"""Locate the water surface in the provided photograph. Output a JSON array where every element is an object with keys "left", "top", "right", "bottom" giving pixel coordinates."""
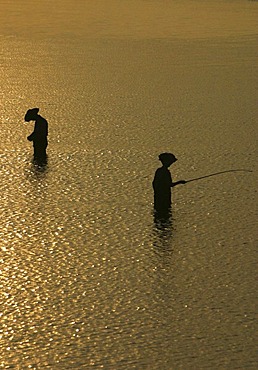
[{"left": 0, "top": 1, "right": 257, "bottom": 369}]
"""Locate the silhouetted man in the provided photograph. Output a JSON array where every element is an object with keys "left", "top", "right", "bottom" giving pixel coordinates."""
[
  {"left": 25, "top": 108, "right": 48, "bottom": 162},
  {"left": 152, "top": 152, "right": 185, "bottom": 215}
]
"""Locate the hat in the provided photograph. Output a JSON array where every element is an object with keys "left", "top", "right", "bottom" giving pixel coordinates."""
[
  {"left": 158, "top": 152, "right": 177, "bottom": 165},
  {"left": 24, "top": 108, "right": 39, "bottom": 121}
]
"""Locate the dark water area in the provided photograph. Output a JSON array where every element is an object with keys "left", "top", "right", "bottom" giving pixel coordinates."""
[{"left": 0, "top": 1, "right": 257, "bottom": 368}]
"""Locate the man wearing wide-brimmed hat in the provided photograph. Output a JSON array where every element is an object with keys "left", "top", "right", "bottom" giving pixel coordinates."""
[
  {"left": 25, "top": 108, "right": 48, "bottom": 161},
  {"left": 152, "top": 152, "right": 185, "bottom": 214}
]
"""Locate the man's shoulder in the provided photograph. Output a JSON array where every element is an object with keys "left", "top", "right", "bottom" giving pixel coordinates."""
[{"left": 37, "top": 116, "right": 48, "bottom": 124}]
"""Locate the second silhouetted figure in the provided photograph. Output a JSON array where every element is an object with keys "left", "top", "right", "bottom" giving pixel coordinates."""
[
  {"left": 25, "top": 108, "right": 48, "bottom": 162},
  {"left": 152, "top": 152, "right": 185, "bottom": 214}
]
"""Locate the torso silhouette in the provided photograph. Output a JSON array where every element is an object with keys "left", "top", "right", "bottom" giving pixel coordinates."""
[
  {"left": 152, "top": 166, "right": 173, "bottom": 211},
  {"left": 28, "top": 115, "right": 48, "bottom": 159},
  {"left": 33, "top": 115, "right": 48, "bottom": 139}
]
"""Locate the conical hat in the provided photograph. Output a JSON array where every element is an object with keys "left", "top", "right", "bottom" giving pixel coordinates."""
[{"left": 24, "top": 108, "right": 39, "bottom": 121}]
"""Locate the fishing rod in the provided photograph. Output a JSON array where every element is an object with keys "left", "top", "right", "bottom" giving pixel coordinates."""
[{"left": 185, "top": 169, "right": 253, "bottom": 183}]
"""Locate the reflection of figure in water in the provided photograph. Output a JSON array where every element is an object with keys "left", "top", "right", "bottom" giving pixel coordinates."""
[
  {"left": 25, "top": 108, "right": 48, "bottom": 164},
  {"left": 152, "top": 153, "right": 185, "bottom": 218}
]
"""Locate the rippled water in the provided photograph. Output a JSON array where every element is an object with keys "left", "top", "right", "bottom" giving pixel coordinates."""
[{"left": 1, "top": 1, "right": 257, "bottom": 369}]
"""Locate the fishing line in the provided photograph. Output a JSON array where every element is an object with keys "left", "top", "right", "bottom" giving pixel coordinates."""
[{"left": 185, "top": 169, "right": 253, "bottom": 183}]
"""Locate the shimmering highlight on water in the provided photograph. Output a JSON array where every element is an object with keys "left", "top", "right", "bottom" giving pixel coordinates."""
[{"left": 0, "top": 1, "right": 257, "bottom": 369}]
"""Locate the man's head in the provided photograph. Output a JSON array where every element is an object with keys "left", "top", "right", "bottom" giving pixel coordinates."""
[
  {"left": 158, "top": 152, "right": 177, "bottom": 167},
  {"left": 24, "top": 108, "right": 39, "bottom": 122}
]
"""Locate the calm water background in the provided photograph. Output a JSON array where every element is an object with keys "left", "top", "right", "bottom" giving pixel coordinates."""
[{"left": 0, "top": 1, "right": 257, "bottom": 369}]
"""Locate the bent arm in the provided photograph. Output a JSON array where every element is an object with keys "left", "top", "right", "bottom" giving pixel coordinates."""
[
  {"left": 171, "top": 180, "right": 186, "bottom": 187},
  {"left": 27, "top": 132, "right": 35, "bottom": 141}
]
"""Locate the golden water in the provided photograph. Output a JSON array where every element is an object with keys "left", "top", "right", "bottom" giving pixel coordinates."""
[{"left": 0, "top": 1, "right": 257, "bottom": 368}]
